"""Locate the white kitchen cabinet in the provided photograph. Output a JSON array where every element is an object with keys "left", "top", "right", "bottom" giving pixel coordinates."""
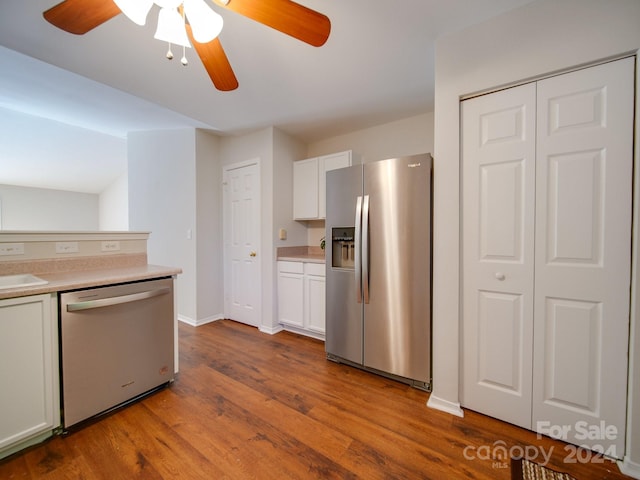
[
  {"left": 292, "top": 157, "right": 319, "bottom": 220},
  {"left": 278, "top": 261, "right": 326, "bottom": 339},
  {"left": 293, "top": 150, "right": 353, "bottom": 220},
  {"left": 0, "top": 294, "right": 59, "bottom": 459},
  {"left": 277, "top": 261, "right": 304, "bottom": 328},
  {"left": 304, "top": 263, "right": 326, "bottom": 334}
]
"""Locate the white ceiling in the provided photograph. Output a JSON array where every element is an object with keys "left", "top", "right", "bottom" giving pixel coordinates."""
[{"left": 0, "top": 0, "right": 536, "bottom": 193}]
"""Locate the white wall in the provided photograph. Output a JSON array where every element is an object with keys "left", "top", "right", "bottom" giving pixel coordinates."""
[
  {"left": 273, "top": 128, "right": 309, "bottom": 249},
  {"left": 0, "top": 184, "right": 98, "bottom": 230},
  {"left": 195, "top": 130, "right": 223, "bottom": 322},
  {"left": 307, "top": 112, "right": 434, "bottom": 162},
  {"left": 99, "top": 172, "right": 129, "bottom": 231},
  {"left": 128, "top": 129, "right": 198, "bottom": 321},
  {"left": 128, "top": 128, "right": 226, "bottom": 326},
  {"left": 304, "top": 112, "right": 435, "bottom": 247},
  {"left": 430, "top": 0, "right": 640, "bottom": 474},
  {"left": 0, "top": 107, "right": 128, "bottom": 231},
  {"left": 0, "top": 107, "right": 126, "bottom": 195}
]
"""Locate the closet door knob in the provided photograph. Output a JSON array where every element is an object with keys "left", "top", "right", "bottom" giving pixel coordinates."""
[{"left": 495, "top": 272, "right": 506, "bottom": 281}]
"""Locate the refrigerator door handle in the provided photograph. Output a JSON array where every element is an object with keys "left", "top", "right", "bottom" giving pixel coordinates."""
[
  {"left": 362, "top": 194, "right": 370, "bottom": 304},
  {"left": 355, "top": 195, "right": 363, "bottom": 303}
]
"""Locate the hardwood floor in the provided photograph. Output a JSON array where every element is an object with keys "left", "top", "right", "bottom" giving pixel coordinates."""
[{"left": 0, "top": 319, "right": 632, "bottom": 479}]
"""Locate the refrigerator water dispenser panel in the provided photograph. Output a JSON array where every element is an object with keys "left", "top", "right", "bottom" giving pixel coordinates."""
[{"left": 332, "top": 227, "right": 355, "bottom": 269}]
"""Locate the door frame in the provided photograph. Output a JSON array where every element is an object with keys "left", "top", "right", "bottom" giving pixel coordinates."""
[{"left": 222, "top": 158, "right": 262, "bottom": 327}]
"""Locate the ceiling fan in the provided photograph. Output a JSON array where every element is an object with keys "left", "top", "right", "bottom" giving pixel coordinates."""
[{"left": 42, "top": 0, "right": 331, "bottom": 91}]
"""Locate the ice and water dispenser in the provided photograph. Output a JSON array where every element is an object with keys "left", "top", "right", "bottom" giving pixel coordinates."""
[{"left": 331, "top": 227, "right": 355, "bottom": 269}]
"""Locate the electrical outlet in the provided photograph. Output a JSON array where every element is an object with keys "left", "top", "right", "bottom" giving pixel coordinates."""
[
  {"left": 0, "top": 243, "right": 24, "bottom": 256},
  {"left": 101, "top": 241, "right": 121, "bottom": 252},
  {"left": 56, "top": 242, "right": 79, "bottom": 254}
]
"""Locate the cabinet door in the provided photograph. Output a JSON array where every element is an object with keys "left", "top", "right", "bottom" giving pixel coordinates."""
[
  {"left": 293, "top": 158, "right": 319, "bottom": 220},
  {"left": 277, "top": 263, "right": 304, "bottom": 328},
  {"left": 305, "top": 264, "right": 326, "bottom": 334},
  {"left": 318, "top": 151, "right": 352, "bottom": 219},
  {"left": 0, "top": 294, "right": 57, "bottom": 454}
]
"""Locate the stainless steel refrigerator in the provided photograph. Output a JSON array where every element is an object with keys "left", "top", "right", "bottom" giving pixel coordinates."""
[{"left": 325, "top": 154, "right": 432, "bottom": 390}]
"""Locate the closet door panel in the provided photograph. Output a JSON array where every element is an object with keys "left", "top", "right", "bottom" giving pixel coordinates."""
[
  {"left": 532, "top": 57, "right": 634, "bottom": 458},
  {"left": 461, "top": 83, "right": 536, "bottom": 429},
  {"left": 543, "top": 298, "right": 601, "bottom": 411}
]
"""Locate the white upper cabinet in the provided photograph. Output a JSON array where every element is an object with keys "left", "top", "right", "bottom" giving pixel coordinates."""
[
  {"left": 293, "top": 157, "right": 320, "bottom": 220},
  {"left": 293, "top": 150, "right": 354, "bottom": 220}
]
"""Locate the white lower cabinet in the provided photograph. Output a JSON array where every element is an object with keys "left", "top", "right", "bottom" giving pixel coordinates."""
[
  {"left": 0, "top": 294, "right": 60, "bottom": 459},
  {"left": 304, "top": 263, "right": 326, "bottom": 335},
  {"left": 277, "top": 261, "right": 305, "bottom": 329},
  {"left": 278, "top": 261, "right": 326, "bottom": 339}
]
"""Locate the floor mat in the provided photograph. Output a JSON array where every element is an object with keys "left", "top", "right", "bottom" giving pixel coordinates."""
[{"left": 511, "top": 458, "right": 577, "bottom": 480}]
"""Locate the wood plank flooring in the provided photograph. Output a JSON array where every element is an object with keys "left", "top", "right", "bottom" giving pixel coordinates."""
[{"left": 0, "top": 319, "right": 632, "bottom": 479}]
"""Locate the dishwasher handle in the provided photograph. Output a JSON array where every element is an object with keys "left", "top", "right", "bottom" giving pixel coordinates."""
[{"left": 66, "top": 287, "right": 171, "bottom": 312}]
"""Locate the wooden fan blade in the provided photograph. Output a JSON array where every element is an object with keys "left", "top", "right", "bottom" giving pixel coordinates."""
[
  {"left": 218, "top": 0, "right": 331, "bottom": 47},
  {"left": 186, "top": 25, "right": 239, "bottom": 91},
  {"left": 43, "top": 0, "right": 121, "bottom": 35}
]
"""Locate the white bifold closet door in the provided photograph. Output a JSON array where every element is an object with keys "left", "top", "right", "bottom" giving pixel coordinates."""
[{"left": 461, "top": 57, "right": 634, "bottom": 458}]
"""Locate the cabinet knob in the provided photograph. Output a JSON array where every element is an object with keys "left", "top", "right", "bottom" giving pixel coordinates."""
[
  {"left": 249, "top": 251, "right": 257, "bottom": 257},
  {"left": 495, "top": 272, "right": 506, "bottom": 281}
]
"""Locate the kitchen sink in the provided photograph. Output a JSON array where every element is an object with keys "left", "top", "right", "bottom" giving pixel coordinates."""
[{"left": 0, "top": 274, "right": 48, "bottom": 290}]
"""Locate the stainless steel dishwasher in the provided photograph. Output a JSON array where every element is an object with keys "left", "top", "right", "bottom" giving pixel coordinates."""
[{"left": 59, "top": 277, "right": 175, "bottom": 429}]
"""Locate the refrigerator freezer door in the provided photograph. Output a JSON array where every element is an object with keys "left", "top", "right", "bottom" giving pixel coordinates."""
[
  {"left": 363, "top": 155, "right": 432, "bottom": 383},
  {"left": 325, "top": 164, "right": 363, "bottom": 365}
]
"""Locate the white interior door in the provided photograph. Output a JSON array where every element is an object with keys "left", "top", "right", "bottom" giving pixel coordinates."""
[
  {"left": 223, "top": 160, "right": 261, "bottom": 327},
  {"left": 461, "top": 82, "right": 537, "bottom": 428},
  {"left": 532, "top": 58, "right": 634, "bottom": 458}
]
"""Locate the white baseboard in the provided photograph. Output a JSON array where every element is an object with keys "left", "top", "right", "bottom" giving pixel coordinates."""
[
  {"left": 281, "top": 325, "right": 325, "bottom": 341},
  {"left": 427, "top": 394, "right": 465, "bottom": 418},
  {"left": 618, "top": 457, "right": 640, "bottom": 479},
  {"left": 259, "top": 324, "right": 284, "bottom": 335},
  {"left": 178, "top": 313, "right": 224, "bottom": 327}
]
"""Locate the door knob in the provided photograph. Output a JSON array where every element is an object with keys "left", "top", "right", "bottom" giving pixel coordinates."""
[
  {"left": 249, "top": 251, "right": 257, "bottom": 257},
  {"left": 495, "top": 272, "right": 505, "bottom": 281}
]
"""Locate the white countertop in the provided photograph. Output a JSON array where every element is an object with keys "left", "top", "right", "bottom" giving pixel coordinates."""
[
  {"left": 0, "top": 264, "right": 182, "bottom": 300},
  {"left": 277, "top": 254, "right": 326, "bottom": 264}
]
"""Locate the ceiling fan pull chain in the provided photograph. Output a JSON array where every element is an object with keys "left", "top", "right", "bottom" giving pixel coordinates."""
[
  {"left": 166, "top": 42, "right": 174, "bottom": 60},
  {"left": 180, "top": 5, "right": 188, "bottom": 66},
  {"left": 181, "top": 45, "right": 188, "bottom": 66}
]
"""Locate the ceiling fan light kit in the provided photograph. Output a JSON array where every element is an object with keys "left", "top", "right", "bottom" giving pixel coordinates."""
[
  {"left": 112, "top": 0, "right": 153, "bottom": 26},
  {"left": 42, "top": 0, "right": 331, "bottom": 91},
  {"left": 154, "top": 6, "right": 191, "bottom": 48},
  {"left": 184, "top": 0, "right": 224, "bottom": 43}
]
